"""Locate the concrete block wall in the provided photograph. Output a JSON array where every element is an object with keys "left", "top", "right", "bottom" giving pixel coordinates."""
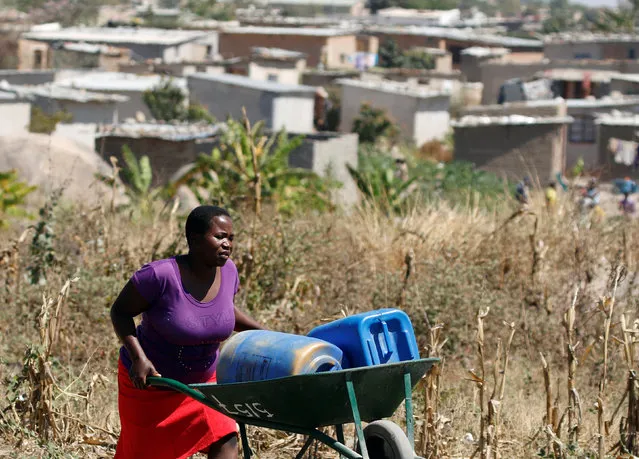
[
  {"left": 288, "top": 131, "right": 359, "bottom": 205},
  {"left": 340, "top": 83, "right": 450, "bottom": 146},
  {"left": 453, "top": 123, "right": 567, "bottom": 181},
  {"left": 0, "top": 102, "right": 31, "bottom": 136},
  {"left": 95, "top": 136, "right": 199, "bottom": 186},
  {"left": 478, "top": 59, "right": 630, "bottom": 105},
  {"left": 611, "top": 78, "right": 639, "bottom": 95},
  {"left": 544, "top": 42, "right": 639, "bottom": 61},
  {"left": 188, "top": 75, "right": 315, "bottom": 133},
  {"left": 33, "top": 97, "right": 119, "bottom": 124},
  {"left": 462, "top": 100, "right": 566, "bottom": 118},
  {"left": 0, "top": 69, "right": 55, "bottom": 85}
]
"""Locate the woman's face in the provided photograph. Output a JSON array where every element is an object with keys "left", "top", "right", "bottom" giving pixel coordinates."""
[{"left": 195, "top": 215, "right": 234, "bottom": 267}]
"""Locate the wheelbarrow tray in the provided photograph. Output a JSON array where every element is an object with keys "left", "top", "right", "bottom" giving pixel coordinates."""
[{"left": 150, "top": 358, "right": 437, "bottom": 428}]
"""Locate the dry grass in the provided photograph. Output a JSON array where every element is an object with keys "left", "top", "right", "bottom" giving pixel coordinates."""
[{"left": 1, "top": 192, "right": 639, "bottom": 458}]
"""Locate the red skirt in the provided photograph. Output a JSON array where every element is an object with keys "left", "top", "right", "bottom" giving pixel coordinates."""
[{"left": 115, "top": 358, "right": 237, "bottom": 459}]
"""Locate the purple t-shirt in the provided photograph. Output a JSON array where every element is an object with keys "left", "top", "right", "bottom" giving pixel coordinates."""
[{"left": 119, "top": 257, "right": 238, "bottom": 384}]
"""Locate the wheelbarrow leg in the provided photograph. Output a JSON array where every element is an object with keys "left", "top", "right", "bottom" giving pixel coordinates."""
[
  {"left": 335, "top": 425, "right": 346, "bottom": 459},
  {"left": 294, "top": 436, "right": 315, "bottom": 459},
  {"left": 404, "top": 371, "right": 415, "bottom": 449},
  {"left": 346, "top": 376, "right": 369, "bottom": 459},
  {"left": 238, "top": 423, "right": 252, "bottom": 459}
]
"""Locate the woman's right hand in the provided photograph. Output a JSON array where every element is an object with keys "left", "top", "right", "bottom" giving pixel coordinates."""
[{"left": 128, "top": 357, "right": 161, "bottom": 389}]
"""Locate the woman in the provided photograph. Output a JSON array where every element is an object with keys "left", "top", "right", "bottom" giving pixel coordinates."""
[{"left": 111, "top": 205, "right": 264, "bottom": 459}]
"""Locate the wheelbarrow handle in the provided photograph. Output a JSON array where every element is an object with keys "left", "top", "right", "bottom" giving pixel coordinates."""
[{"left": 147, "top": 376, "right": 209, "bottom": 404}]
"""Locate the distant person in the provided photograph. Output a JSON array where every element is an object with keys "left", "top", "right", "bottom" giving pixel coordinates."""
[
  {"left": 580, "top": 178, "right": 600, "bottom": 211},
  {"left": 110, "top": 206, "right": 265, "bottom": 459},
  {"left": 620, "top": 193, "right": 636, "bottom": 215},
  {"left": 515, "top": 176, "right": 532, "bottom": 206},
  {"left": 545, "top": 181, "right": 557, "bottom": 209}
]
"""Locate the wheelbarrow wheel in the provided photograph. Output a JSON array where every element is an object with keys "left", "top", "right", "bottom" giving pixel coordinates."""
[{"left": 356, "top": 420, "right": 415, "bottom": 459}]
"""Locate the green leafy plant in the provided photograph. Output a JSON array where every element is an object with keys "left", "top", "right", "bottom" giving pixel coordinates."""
[
  {"left": 411, "top": 159, "right": 507, "bottom": 209},
  {"left": 378, "top": 40, "right": 436, "bottom": 70},
  {"left": 27, "top": 189, "right": 61, "bottom": 285},
  {"left": 0, "top": 170, "right": 36, "bottom": 227},
  {"left": 28, "top": 107, "right": 72, "bottom": 134},
  {"left": 96, "top": 146, "right": 161, "bottom": 216},
  {"left": 172, "top": 115, "right": 335, "bottom": 215},
  {"left": 143, "top": 79, "right": 215, "bottom": 123},
  {"left": 402, "top": 48, "right": 435, "bottom": 70},
  {"left": 352, "top": 103, "right": 400, "bottom": 144},
  {"left": 378, "top": 39, "right": 405, "bottom": 69},
  {"left": 348, "top": 152, "right": 418, "bottom": 215}
]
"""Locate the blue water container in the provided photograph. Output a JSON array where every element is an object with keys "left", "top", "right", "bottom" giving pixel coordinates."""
[
  {"left": 216, "top": 330, "right": 343, "bottom": 384},
  {"left": 307, "top": 309, "right": 420, "bottom": 368}
]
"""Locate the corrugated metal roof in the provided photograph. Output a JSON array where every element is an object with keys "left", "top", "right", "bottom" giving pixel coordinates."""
[
  {"left": 370, "top": 26, "right": 542, "bottom": 48},
  {"left": 0, "top": 91, "right": 17, "bottom": 100},
  {"left": 96, "top": 122, "right": 223, "bottom": 140},
  {"left": 56, "top": 72, "right": 187, "bottom": 92},
  {"left": 221, "top": 26, "right": 359, "bottom": 36},
  {"left": 23, "top": 26, "right": 209, "bottom": 46},
  {"left": 189, "top": 72, "right": 317, "bottom": 94},
  {"left": 337, "top": 78, "right": 450, "bottom": 98},
  {"left": 611, "top": 74, "right": 639, "bottom": 84},
  {"left": 597, "top": 112, "right": 639, "bottom": 126},
  {"left": 0, "top": 81, "right": 129, "bottom": 103},
  {"left": 59, "top": 42, "right": 123, "bottom": 55},
  {"left": 537, "top": 68, "right": 620, "bottom": 83},
  {"left": 452, "top": 114, "right": 573, "bottom": 127},
  {"left": 263, "top": 0, "right": 360, "bottom": 6},
  {"left": 565, "top": 96, "right": 639, "bottom": 108},
  {"left": 545, "top": 33, "right": 639, "bottom": 44}
]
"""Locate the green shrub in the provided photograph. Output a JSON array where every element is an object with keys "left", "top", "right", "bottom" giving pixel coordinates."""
[
  {"left": 352, "top": 103, "right": 400, "bottom": 144},
  {"left": 0, "top": 169, "right": 36, "bottom": 227},
  {"left": 29, "top": 107, "right": 72, "bottom": 134}
]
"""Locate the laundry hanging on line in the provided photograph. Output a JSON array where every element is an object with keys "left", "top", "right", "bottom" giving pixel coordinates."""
[{"left": 608, "top": 137, "right": 639, "bottom": 166}]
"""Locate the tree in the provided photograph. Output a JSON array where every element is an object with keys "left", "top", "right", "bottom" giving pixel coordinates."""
[
  {"left": 352, "top": 103, "right": 400, "bottom": 144},
  {"left": 500, "top": 0, "right": 520, "bottom": 16},
  {"left": 402, "top": 49, "right": 435, "bottom": 70},
  {"left": 378, "top": 39, "right": 405, "bottom": 69},
  {"left": 369, "top": 0, "right": 392, "bottom": 13},
  {"left": 592, "top": 2, "right": 639, "bottom": 32},
  {"left": 143, "top": 79, "right": 215, "bottom": 123},
  {"left": 143, "top": 79, "right": 185, "bottom": 122},
  {"left": 378, "top": 41, "right": 436, "bottom": 70},
  {"left": 14, "top": 0, "right": 101, "bottom": 26},
  {"left": 543, "top": 0, "right": 572, "bottom": 32}
]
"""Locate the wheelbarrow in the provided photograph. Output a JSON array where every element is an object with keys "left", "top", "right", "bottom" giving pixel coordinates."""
[{"left": 148, "top": 357, "right": 439, "bottom": 459}]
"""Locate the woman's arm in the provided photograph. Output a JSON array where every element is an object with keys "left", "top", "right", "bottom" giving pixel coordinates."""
[
  {"left": 234, "top": 306, "right": 266, "bottom": 332},
  {"left": 110, "top": 280, "right": 160, "bottom": 388}
]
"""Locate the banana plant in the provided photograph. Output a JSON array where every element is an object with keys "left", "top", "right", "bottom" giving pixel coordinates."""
[
  {"left": 347, "top": 154, "right": 418, "bottom": 215},
  {"left": 96, "top": 146, "right": 161, "bottom": 216},
  {"left": 173, "top": 114, "right": 334, "bottom": 214}
]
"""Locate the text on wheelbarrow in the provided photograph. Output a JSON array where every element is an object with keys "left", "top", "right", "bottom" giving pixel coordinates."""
[{"left": 209, "top": 395, "right": 274, "bottom": 419}]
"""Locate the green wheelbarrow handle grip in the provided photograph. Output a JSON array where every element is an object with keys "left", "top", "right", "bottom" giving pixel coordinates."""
[{"left": 147, "top": 376, "right": 209, "bottom": 404}]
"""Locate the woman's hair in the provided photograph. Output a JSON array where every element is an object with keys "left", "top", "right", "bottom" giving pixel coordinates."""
[{"left": 185, "top": 205, "right": 230, "bottom": 248}]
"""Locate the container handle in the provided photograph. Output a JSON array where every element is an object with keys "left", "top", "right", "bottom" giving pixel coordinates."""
[{"left": 381, "top": 320, "right": 393, "bottom": 359}]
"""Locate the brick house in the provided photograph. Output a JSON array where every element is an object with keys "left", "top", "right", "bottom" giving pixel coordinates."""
[{"left": 218, "top": 26, "right": 360, "bottom": 69}]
